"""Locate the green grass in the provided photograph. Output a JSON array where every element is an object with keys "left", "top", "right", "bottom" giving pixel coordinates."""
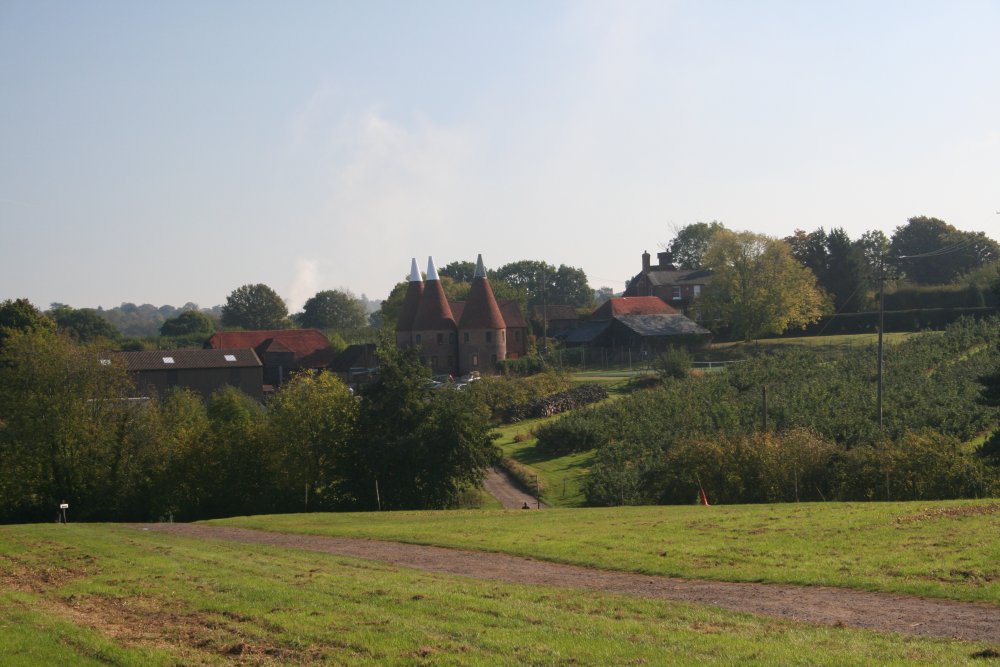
[
  {"left": 494, "top": 415, "right": 593, "bottom": 507},
  {"left": 0, "top": 523, "right": 994, "bottom": 665},
  {"left": 215, "top": 500, "right": 1000, "bottom": 606},
  {"left": 709, "top": 332, "right": 918, "bottom": 359}
]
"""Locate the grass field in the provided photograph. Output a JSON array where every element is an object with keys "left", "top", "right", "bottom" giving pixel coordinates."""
[
  {"left": 215, "top": 500, "right": 1000, "bottom": 606},
  {"left": 1, "top": 519, "right": 996, "bottom": 665}
]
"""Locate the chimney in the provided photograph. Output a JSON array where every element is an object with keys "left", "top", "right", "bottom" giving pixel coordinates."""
[
  {"left": 657, "top": 251, "right": 676, "bottom": 270},
  {"left": 642, "top": 251, "right": 651, "bottom": 272}
]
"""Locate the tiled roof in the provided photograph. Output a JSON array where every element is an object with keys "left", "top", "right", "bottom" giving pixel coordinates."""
[
  {"left": 644, "top": 269, "right": 712, "bottom": 287},
  {"left": 206, "top": 329, "right": 336, "bottom": 368},
  {"left": 499, "top": 301, "right": 527, "bottom": 328},
  {"left": 396, "top": 280, "right": 424, "bottom": 332},
  {"left": 107, "top": 348, "right": 261, "bottom": 371},
  {"left": 531, "top": 305, "right": 580, "bottom": 321},
  {"left": 592, "top": 297, "right": 677, "bottom": 318},
  {"left": 458, "top": 276, "right": 506, "bottom": 330},
  {"left": 413, "top": 279, "right": 456, "bottom": 330}
]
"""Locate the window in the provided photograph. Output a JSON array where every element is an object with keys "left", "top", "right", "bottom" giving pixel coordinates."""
[
  {"left": 485, "top": 331, "right": 492, "bottom": 343},
  {"left": 463, "top": 332, "right": 469, "bottom": 343},
  {"left": 437, "top": 333, "right": 443, "bottom": 344},
  {"left": 471, "top": 353, "right": 479, "bottom": 367},
  {"left": 162, "top": 356, "right": 175, "bottom": 364},
  {"left": 224, "top": 354, "right": 237, "bottom": 362},
  {"left": 693, "top": 285, "right": 702, "bottom": 297},
  {"left": 671, "top": 286, "right": 682, "bottom": 300}
]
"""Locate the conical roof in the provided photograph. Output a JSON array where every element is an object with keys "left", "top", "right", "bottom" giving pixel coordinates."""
[
  {"left": 459, "top": 254, "right": 506, "bottom": 330},
  {"left": 395, "top": 258, "right": 424, "bottom": 332},
  {"left": 413, "top": 257, "right": 456, "bottom": 330}
]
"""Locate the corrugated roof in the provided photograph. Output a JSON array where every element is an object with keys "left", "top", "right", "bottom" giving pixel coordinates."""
[
  {"left": 561, "top": 320, "right": 612, "bottom": 344},
  {"left": 108, "top": 348, "right": 261, "bottom": 371},
  {"left": 614, "top": 314, "right": 711, "bottom": 337},
  {"left": 206, "top": 329, "right": 336, "bottom": 368}
]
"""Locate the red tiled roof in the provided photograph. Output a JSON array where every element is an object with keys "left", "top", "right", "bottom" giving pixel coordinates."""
[
  {"left": 413, "top": 279, "right": 456, "bottom": 330},
  {"left": 395, "top": 280, "right": 424, "bottom": 332},
  {"left": 499, "top": 301, "right": 527, "bottom": 328},
  {"left": 206, "top": 329, "right": 336, "bottom": 368},
  {"left": 592, "top": 297, "right": 677, "bottom": 319},
  {"left": 458, "top": 276, "right": 505, "bottom": 330}
]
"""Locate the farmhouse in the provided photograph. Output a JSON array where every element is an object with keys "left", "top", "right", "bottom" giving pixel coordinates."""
[
  {"left": 624, "top": 250, "right": 711, "bottom": 307},
  {"left": 395, "top": 255, "right": 528, "bottom": 376},
  {"left": 104, "top": 348, "right": 264, "bottom": 400}
]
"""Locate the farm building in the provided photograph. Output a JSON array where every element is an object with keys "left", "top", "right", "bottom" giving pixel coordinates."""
[
  {"left": 206, "top": 328, "right": 337, "bottom": 387},
  {"left": 395, "top": 255, "right": 528, "bottom": 376},
  {"left": 560, "top": 296, "right": 711, "bottom": 352},
  {"left": 104, "top": 348, "right": 264, "bottom": 400}
]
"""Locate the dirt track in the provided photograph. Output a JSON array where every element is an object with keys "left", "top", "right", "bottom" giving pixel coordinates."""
[
  {"left": 138, "top": 523, "right": 1000, "bottom": 644},
  {"left": 482, "top": 467, "right": 547, "bottom": 509}
]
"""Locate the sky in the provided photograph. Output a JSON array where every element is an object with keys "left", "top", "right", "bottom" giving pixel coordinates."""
[{"left": 1, "top": 1, "right": 998, "bottom": 312}]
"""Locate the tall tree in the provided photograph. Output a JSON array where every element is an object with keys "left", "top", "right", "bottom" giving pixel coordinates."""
[
  {"left": 221, "top": 283, "right": 289, "bottom": 330},
  {"left": 439, "top": 260, "right": 477, "bottom": 283},
  {"left": 160, "top": 310, "right": 215, "bottom": 337},
  {"left": 0, "top": 298, "right": 55, "bottom": 348},
  {"left": 297, "top": 289, "right": 368, "bottom": 330},
  {"left": 698, "top": 230, "right": 826, "bottom": 341},
  {"left": 338, "top": 346, "right": 498, "bottom": 510},
  {"left": 890, "top": 217, "right": 1000, "bottom": 284},
  {"left": 494, "top": 260, "right": 592, "bottom": 308},
  {"left": 666, "top": 221, "right": 727, "bottom": 269},
  {"left": 48, "top": 306, "right": 121, "bottom": 343}
]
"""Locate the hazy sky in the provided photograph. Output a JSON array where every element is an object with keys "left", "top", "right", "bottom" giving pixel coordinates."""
[{"left": 2, "top": 1, "right": 998, "bottom": 311}]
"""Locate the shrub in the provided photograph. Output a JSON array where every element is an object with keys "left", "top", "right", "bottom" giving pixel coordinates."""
[{"left": 654, "top": 347, "right": 692, "bottom": 380}]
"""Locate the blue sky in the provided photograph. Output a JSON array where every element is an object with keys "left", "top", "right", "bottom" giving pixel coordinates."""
[{"left": 1, "top": 1, "right": 998, "bottom": 311}]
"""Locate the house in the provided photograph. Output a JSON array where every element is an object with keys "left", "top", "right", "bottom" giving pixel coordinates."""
[
  {"left": 531, "top": 304, "right": 581, "bottom": 337},
  {"left": 395, "top": 255, "right": 529, "bottom": 376},
  {"left": 560, "top": 296, "right": 711, "bottom": 352},
  {"left": 625, "top": 250, "right": 712, "bottom": 306},
  {"left": 105, "top": 348, "right": 263, "bottom": 400},
  {"left": 206, "top": 329, "right": 337, "bottom": 387}
]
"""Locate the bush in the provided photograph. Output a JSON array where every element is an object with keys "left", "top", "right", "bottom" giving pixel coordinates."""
[{"left": 655, "top": 347, "right": 692, "bottom": 380}]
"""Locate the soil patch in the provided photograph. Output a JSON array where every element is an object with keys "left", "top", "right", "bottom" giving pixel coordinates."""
[{"left": 137, "top": 523, "right": 1000, "bottom": 644}]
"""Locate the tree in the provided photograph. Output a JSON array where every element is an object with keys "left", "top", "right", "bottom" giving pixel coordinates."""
[
  {"left": 297, "top": 289, "right": 368, "bottom": 330},
  {"left": 0, "top": 329, "right": 134, "bottom": 522},
  {"left": 48, "top": 306, "right": 121, "bottom": 343},
  {"left": 493, "top": 260, "right": 593, "bottom": 309},
  {"left": 889, "top": 217, "right": 1000, "bottom": 285},
  {"left": 338, "top": 346, "right": 498, "bottom": 510},
  {"left": 0, "top": 298, "right": 54, "bottom": 349},
  {"left": 160, "top": 310, "right": 215, "bottom": 337},
  {"left": 439, "top": 260, "right": 477, "bottom": 283},
  {"left": 266, "top": 372, "right": 357, "bottom": 511},
  {"left": 785, "top": 228, "right": 869, "bottom": 312},
  {"left": 221, "top": 284, "right": 289, "bottom": 330},
  {"left": 698, "top": 230, "right": 826, "bottom": 341},
  {"left": 666, "top": 221, "right": 726, "bottom": 270}
]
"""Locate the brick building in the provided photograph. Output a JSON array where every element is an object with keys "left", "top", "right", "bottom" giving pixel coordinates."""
[
  {"left": 625, "top": 250, "right": 712, "bottom": 306},
  {"left": 396, "top": 255, "right": 528, "bottom": 376}
]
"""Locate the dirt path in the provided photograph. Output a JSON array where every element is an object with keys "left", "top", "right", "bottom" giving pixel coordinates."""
[
  {"left": 482, "top": 467, "right": 547, "bottom": 509},
  {"left": 137, "top": 524, "right": 1000, "bottom": 644}
]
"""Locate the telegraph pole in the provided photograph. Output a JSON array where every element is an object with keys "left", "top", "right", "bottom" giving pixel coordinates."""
[{"left": 876, "top": 254, "right": 885, "bottom": 430}]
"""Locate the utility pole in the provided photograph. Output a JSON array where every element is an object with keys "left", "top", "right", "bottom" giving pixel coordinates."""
[{"left": 876, "top": 254, "right": 885, "bottom": 430}]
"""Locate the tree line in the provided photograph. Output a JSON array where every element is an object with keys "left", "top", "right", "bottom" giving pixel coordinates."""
[{"left": 0, "top": 320, "right": 499, "bottom": 523}]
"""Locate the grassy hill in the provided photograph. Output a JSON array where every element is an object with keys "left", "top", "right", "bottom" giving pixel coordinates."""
[{"left": 3, "top": 500, "right": 999, "bottom": 665}]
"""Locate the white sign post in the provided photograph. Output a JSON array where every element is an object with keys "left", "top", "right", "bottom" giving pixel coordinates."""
[{"left": 58, "top": 502, "right": 68, "bottom": 523}]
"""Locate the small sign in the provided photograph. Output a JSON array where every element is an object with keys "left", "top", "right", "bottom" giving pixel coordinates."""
[{"left": 59, "top": 503, "right": 69, "bottom": 509}]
